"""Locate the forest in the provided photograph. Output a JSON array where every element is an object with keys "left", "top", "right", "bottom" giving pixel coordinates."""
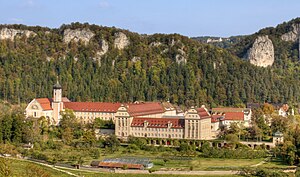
[{"left": 0, "top": 19, "right": 300, "bottom": 108}]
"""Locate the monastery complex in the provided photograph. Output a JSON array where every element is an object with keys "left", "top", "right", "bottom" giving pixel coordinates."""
[{"left": 26, "top": 82, "right": 252, "bottom": 140}]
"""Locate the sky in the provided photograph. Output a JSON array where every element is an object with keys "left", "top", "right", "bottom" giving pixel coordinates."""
[{"left": 0, "top": 0, "right": 300, "bottom": 37}]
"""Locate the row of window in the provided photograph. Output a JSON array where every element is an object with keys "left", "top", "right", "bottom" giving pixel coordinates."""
[
  {"left": 131, "top": 127, "right": 183, "bottom": 132},
  {"left": 133, "top": 132, "right": 183, "bottom": 138},
  {"left": 75, "top": 112, "right": 114, "bottom": 116},
  {"left": 78, "top": 116, "right": 111, "bottom": 120},
  {"left": 188, "top": 115, "right": 198, "bottom": 118}
]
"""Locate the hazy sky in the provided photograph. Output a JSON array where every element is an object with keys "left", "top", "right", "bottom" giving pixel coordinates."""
[{"left": 0, "top": 0, "right": 299, "bottom": 37}]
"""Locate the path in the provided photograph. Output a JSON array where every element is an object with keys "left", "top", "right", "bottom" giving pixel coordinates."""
[
  {"left": 250, "top": 157, "right": 268, "bottom": 167},
  {"left": 2, "top": 156, "right": 79, "bottom": 177}
]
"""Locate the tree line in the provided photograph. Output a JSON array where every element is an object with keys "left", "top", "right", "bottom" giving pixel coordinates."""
[{"left": 0, "top": 21, "right": 300, "bottom": 108}]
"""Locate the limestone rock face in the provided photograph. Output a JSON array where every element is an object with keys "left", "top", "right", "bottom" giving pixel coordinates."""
[
  {"left": 92, "top": 39, "right": 109, "bottom": 65},
  {"left": 63, "top": 28, "right": 95, "bottom": 45},
  {"left": 281, "top": 24, "right": 300, "bottom": 42},
  {"left": 0, "top": 28, "right": 36, "bottom": 40},
  {"left": 247, "top": 35, "right": 274, "bottom": 67},
  {"left": 98, "top": 39, "right": 109, "bottom": 56},
  {"left": 114, "top": 32, "right": 129, "bottom": 49},
  {"left": 175, "top": 48, "right": 187, "bottom": 64}
]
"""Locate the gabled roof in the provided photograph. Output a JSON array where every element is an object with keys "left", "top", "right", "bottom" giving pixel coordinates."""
[
  {"left": 36, "top": 98, "right": 52, "bottom": 110},
  {"left": 211, "top": 115, "right": 223, "bottom": 123},
  {"left": 64, "top": 102, "right": 121, "bottom": 112},
  {"left": 196, "top": 107, "right": 210, "bottom": 118},
  {"left": 127, "top": 102, "right": 165, "bottom": 117},
  {"left": 224, "top": 112, "right": 244, "bottom": 121},
  {"left": 35, "top": 97, "right": 70, "bottom": 111},
  {"left": 212, "top": 107, "right": 244, "bottom": 113},
  {"left": 131, "top": 117, "right": 184, "bottom": 128}
]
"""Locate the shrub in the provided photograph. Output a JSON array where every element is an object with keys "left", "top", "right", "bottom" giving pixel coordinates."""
[{"left": 122, "top": 164, "right": 128, "bottom": 170}]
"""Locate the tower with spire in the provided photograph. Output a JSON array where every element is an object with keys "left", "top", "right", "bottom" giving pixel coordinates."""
[{"left": 52, "top": 78, "right": 63, "bottom": 125}]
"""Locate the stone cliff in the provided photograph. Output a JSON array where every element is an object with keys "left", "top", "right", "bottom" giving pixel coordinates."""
[
  {"left": 281, "top": 24, "right": 300, "bottom": 42},
  {"left": 93, "top": 39, "right": 109, "bottom": 64},
  {"left": 63, "top": 28, "right": 95, "bottom": 45},
  {"left": 175, "top": 48, "right": 187, "bottom": 64},
  {"left": 0, "top": 28, "right": 36, "bottom": 40},
  {"left": 114, "top": 32, "right": 130, "bottom": 49},
  {"left": 246, "top": 35, "right": 274, "bottom": 67}
]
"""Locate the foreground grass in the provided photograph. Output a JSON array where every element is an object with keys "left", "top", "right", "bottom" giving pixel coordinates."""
[
  {"left": 5, "top": 158, "right": 70, "bottom": 177},
  {"left": 260, "top": 157, "right": 297, "bottom": 169},
  {"left": 151, "top": 158, "right": 263, "bottom": 171},
  {"left": 5, "top": 157, "right": 240, "bottom": 177},
  {"left": 5, "top": 156, "right": 294, "bottom": 177},
  {"left": 39, "top": 146, "right": 289, "bottom": 171},
  {"left": 57, "top": 167, "right": 239, "bottom": 177}
]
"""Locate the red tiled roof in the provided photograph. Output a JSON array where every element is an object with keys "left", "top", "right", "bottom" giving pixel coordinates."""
[
  {"left": 224, "top": 112, "right": 244, "bottom": 121},
  {"left": 99, "top": 162, "right": 143, "bottom": 169},
  {"left": 212, "top": 107, "right": 244, "bottom": 113},
  {"left": 64, "top": 102, "right": 121, "bottom": 112},
  {"left": 281, "top": 104, "right": 289, "bottom": 112},
  {"left": 196, "top": 107, "right": 210, "bottom": 118},
  {"left": 211, "top": 115, "right": 223, "bottom": 123},
  {"left": 35, "top": 97, "right": 71, "bottom": 111},
  {"left": 127, "top": 102, "right": 165, "bottom": 116},
  {"left": 131, "top": 117, "right": 184, "bottom": 128},
  {"left": 36, "top": 98, "right": 52, "bottom": 110}
]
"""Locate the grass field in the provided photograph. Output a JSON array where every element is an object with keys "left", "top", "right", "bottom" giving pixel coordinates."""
[
  {"left": 55, "top": 168, "right": 240, "bottom": 177},
  {"left": 2, "top": 156, "right": 293, "bottom": 177},
  {"left": 151, "top": 158, "right": 263, "bottom": 171},
  {"left": 4, "top": 157, "right": 240, "bottom": 177},
  {"left": 38, "top": 145, "right": 291, "bottom": 171},
  {"left": 4, "top": 158, "right": 70, "bottom": 177}
]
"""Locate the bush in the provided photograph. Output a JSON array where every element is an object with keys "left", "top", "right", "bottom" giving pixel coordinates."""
[
  {"left": 89, "top": 148, "right": 100, "bottom": 159},
  {"left": 148, "top": 169, "right": 156, "bottom": 173},
  {"left": 240, "top": 167, "right": 288, "bottom": 177},
  {"left": 30, "top": 151, "right": 48, "bottom": 161},
  {"left": 122, "top": 164, "right": 128, "bottom": 170},
  {"left": 128, "top": 144, "right": 139, "bottom": 151},
  {"left": 201, "top": 147, "right": 267, "bottom": 159}
]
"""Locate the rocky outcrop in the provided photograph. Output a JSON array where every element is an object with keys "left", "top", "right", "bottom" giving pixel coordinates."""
[
  {"left": 246, "top": 35, "right": 274, "bottom": 67},
  {"left": 281, "top": 24, "right": 300, "bottom": 42},
  {"left": 114, "top": 32, "right": 129, "bottom": 49},
  {"left": 0, "top": 28, "right": 36, "bottom": 40},
  {"left": 149, "top": 41, "right": 162, "bottom": 47},
  {"left": 98, "top": 39, "right": 109, "bottom": 56},
  {"left": 175, "top": 48, "right": 187, "bottom": 64},
  {"left": 92, "top": 39, "right": 109, "bottom": 65},
  {"left": 63, "top": 28, "right": 95, "bottom": 45},
  {"left": 169, "top": 38, "right": 176, "bottom": 46}
]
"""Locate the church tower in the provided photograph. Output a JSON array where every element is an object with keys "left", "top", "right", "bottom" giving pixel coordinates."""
[{"left": 52, "top": 80, "right": 63, "bottom": 125}]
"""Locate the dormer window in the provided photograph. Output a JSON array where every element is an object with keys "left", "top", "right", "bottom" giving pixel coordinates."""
[
  {"left": 167, "top": 121, "right": 172, "bottom": 128},
  {"left": 144, "top": 121, "right": 148, "bottom": 128}
]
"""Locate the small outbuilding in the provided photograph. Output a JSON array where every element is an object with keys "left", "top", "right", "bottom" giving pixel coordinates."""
[{"left": 92, "top": 157, "right": 153, "bottom": 170}]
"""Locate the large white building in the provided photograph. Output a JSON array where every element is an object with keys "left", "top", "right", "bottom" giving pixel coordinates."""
[
  {"left": 115, "top": 104, "right": 213, "bottom": 140},
  {"left": 25, "top": 82, "right": 251, "bottom": 141},
  {"left": 25, "top": 82, "right": 121, "bottom": 125}
]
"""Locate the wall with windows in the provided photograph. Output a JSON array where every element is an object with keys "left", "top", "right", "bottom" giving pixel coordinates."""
[
  {"left": 74, "top": 111, "right": 116, "bottom": 124},
  {"left": 130, "top": 126, "right": 184, "bottom": 139}
]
